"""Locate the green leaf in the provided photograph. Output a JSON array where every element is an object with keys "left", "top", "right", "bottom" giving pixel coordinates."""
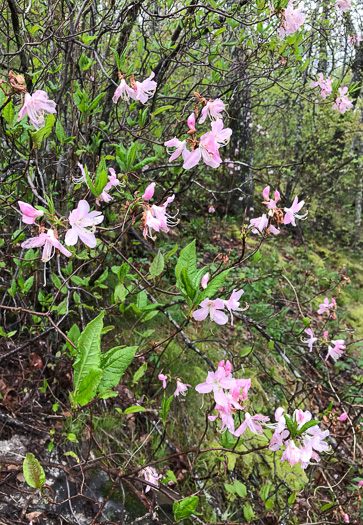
[
  {"left": 161, "top": 393, "right": 174, "bottom": 426},
  {"left": 98, "top": 345, "right": 137, "bottom": 392},
  {"left": 302, "top": 317, "right": 311, "bottom": 326},
  {"left": 288, "top": 492, "right": 296, "bottom": 505},
  {"left": 152, "top": 105, "right": 174, "bottom": 117},
  {"left": 30, "top": 114, "right": 55, "bottom": 145},
  {"left": 114, "top": 283, "right": 127, "bottom": 303},
  {"left": 149, "top": 251, "right": 164, "bottom": 277},
  {"left": 132, "top": 362, "right": 147, "bottom": 384},
  {"left": 321, "top": 502, "right": 334, "bottom": 511},
  {"left": 161, "top": 469, "right": 178, "bottom": 484},
  {"left": 73, "top": 312, "right": 104, "bottom": 396},
  {"left": 234, "top": 480, "right": 247, "bottom": 498},
  {"left": 3, "top": 100, "right": 14, "bottom": 124},
  {"left": 297, "top": 419, "right": 320, "bottom": 436},
  {"left": 87, "top": 92, "right": 105, "bottom": 112},
  {"left": 55, "top": 120, "right": 66, "bottom": 143},
  {"left": 73, "top": 367, "right": 103, "bottom": 405},
  {"left": 220, "top": 429, "right": 237, "bottom": 448},
  {"left": 67, "top": 433, "right": 78, "bottom": 443},
  {"left": 179, "top": 266, "right": 196, "bottom": 299},
  {"left": 117, "top": 263, "right": 130, "bottom": 282},
  {"left": 124, "top": 405, "right": 147, "bottom": 414},
  {"left": 175, "top": 240, "right": 196, "bottom": 280},
  {"left": 198, "top": 269, "right": 230, "bottom": 303},
  {"left": 23, "top": 453, "right": 45, "bottom": 489},
  {"left": 98, "top": 390, "right": 118, "bottom": 399},
  {"left": 240, "top": 346, "right": 253, "bottom": 357},
  {"left": 265, "top": 499, "right": 274, "bottom": 509},
  {"left": 243, "top": 502, "right": 255, "bottom": 522},
  {"left": 173, "top": 495, "right": 199, "bottom": 521},
  {"left": 253, "top": 250, "right": 262, "bottom": 262},
  {"left": 23, "top": 276, "right": 34, "bottom": 293},
  {"left": 136, "top": 291, "right": 148, "bottom": 310},
  {"left": 260, "top": 485, "right": 271, "bottom": 501},
  {"left": 66, "top": 323, "right": 81, "bottom": 354},
  {"left": 83, "top": 165, "right": 97, "bottom": 196},
  {"left": 64, "top": 451, "right": 80, "bottom": 463},
  {"left": 284, "top": 414, "right": 297, "bottom": 437},
  {"left": 165, "top": 243, "right": 178, "bottom": 262}
]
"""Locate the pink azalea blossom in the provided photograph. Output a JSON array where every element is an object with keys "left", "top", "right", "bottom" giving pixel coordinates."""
[
  {"left": 164, "top": 137, "right": 189, "bottom": 162},
  {"left": 113, "top": 79, "right": 134, "bottom": 103},
  {"left": 65, "top": 200, "right": 104, "bottom": 248},
  {"left": 348, "top": 34, "right": 362, "bottom": 46},
  {"left": 208, "top": 205, "right": 215, "bottom": 213},
  {"left": 325, "top": 339, "right": 345, "bottom": 362},
  {"left": 310, "top": 73, "right": 333, "bottom": 99},
  {"left": 269, "top": 429, "right": 289, "bottom": 451},
  {"left": 339, "top": 412, "right": 348, "bottom": 422},
  {"left": 195, "top": 365, "right": 235, "bottom": 403},
  {"left": 343, "top": 514, "right": 349, "bottom": 523},
  {"left": 104, "top": 168, "right": 120, "bottom": 192},
  {"left": 332, "top": 87, "right": 353, "bottom": 114},
  {"left": 187, "top": 112, "right": 196, "bottom": 132},
  {"left": 323, "top": 331, "right": 329, "bottom": 341},
  {"left": 174, "top": 379, "right": 191, "bottom": 397},
  {"left": 142, "top": 182, "right": 156, "bottom": 201},
  {"left": 234, "top": 412, "right": 270, "bottom": 437},
  {"left": 97, "top": 190, "right": 113, "bottom": 204},
  {"left": 158, "top": 373, "right": 167, "bottom": 389},
  {"left": 250, "top": 214, "right": 279, "bottom": 235},
  {"left": 143, "top": 195, "right": 176, "bottom": 238},
  {"left": 304, "top": 328, "right": 317, "bottom": 352},
  {"left": 201, "top": 272, "right": 210, "bottom": 289},
  {"left": 132, "top": 72, "right": 157, "bottom": 104},
  {"left": 358, "top": 481, "right": 363, "bottom": 488},
  {"left": 21, "top": 229, "right": 71, "bottom": 262},
  {"left": 335, "top": 0, "right": 352, "bottom": 12},
  {"left": 293, "top": 409, "right": 312, "bottom": 429},
  {"left": 263, "top": 186, "right": 281, "bottom": 210},
  {"left": 224, "top": 289, "right": 244, "bottom": 326},
  {"left": 183, "top": 132, "right": 222, "bottom": 170},
  {"left": 318, "top": 297, "right": 336, "bottom": 316},
  {"left": 141, "top": 466, "right": 161, "bottom": 493},
  {"left": 18, "top": 90, "right": 57, "bottom": 130},
  {"left": 18, "top": 201, "right": 44, "bottom": 224},
  {"left": 281, "top": 440, "right": 301, "bottom": 467},
  {"left": 210, "top": 119, "right": 232, "bottom": 146},
  {"left": 199, "top": 98, "right": 226, "bottom": 124},
  {"left": 284, "top": 196, "right": 306, "bottom": 226},
  {"left": 279, "top": 1, "right": 305, "bottom": 40},
  {"left": 193, "top": 298, "right": 228, "bottom": 325}
]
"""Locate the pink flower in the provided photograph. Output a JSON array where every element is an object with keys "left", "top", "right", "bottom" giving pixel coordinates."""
[
  {"left": 332, "top": 87, "right": 353, "bottom": 114},
  {"left": 281, "top": 440, "right": 301, "bottom": 467},
  {"left": 104, "top": 168, "right": 120, "bottom": 191},
  {"left": 143, "top": 195, "right": 176, "bottom": 238},
  {"left": 142, "top": 182, "right": 156, "bottom": 201},
  {"left": 208, "top": 205, "right": 215, "bottom": 213},
  {"left": 18, "top": 90, "right": 57, "bottom": 130},
  {"left": 193, "top": 298, "right": 228, "bottom": 325},
  {"left": 224, "top": 289, "right": 244, "bottom": 326},
  {"left": 210, "top": 119, "right": 232, "bottom": 146},
  {"left": 158, "top": 373, "right": 167, "bottom": 389},
  {"left": 326, "top": 340, "right": 345, "bottom": 362},
  {"left": 343, "top": 514, "right": 349, "bottom": 523},
  {"left": 234, "top": 412, "right": 270, "bottom": 437},
  {"left": 183, "top": 132, "right": 222, "bottom": 170},
  {"left": 164, "top": 137, "right": 189, "bottom": 163},
  {"left": 199, "top": 98, "right": 226, "bottom": 124},
  {"left": 250, "top": 214, "right": 268, "bottom": 234},
  {"left": 141, "top": 466, "right": 161, "bottom": 493},
  {"left": 323, "top": 331, "right": 329, "bottom": 341},
  {"left": 304, "top": 328, "right": 317, "bottom": 352},
  {"left": 65, "top": 200, "right": 104, "bottom": 248},
  {"left": 335, "top": 0, "right": 352, "bottom": 12},
  {"left": 132, "top": 72, "right": 157, "bottom": 104},
  {"left": 310, "top": 73, "right": 333, "bottom": 99},
  {"left": 97, "top": 190, "right": 113, "bottom": 204},
  {"left": 113, "top": 79, "right": 134, "bottom": 103},
  {"left": 18, "top": 201, "right": 44, "bottom": 225},
  {"left": 263, "top": 186, "right": 280, "bottom": 209},
  {"left": 358, "top": 481, "right": 363, "bottom": 488},
  {"left": 293, "top": 409, "right": 312, "bottom": 429},
  {"left": 21, "top": 229, "right": 71, "bottom": 262},
  {"left": 339, "top": 412, "right": 347, "bottom": 422},
  {"left": 318, "top": 298, "right": 336, "bottom": 316},
  {"left": 195, "top": 365, "right": 235, "bottom": 402},
  {"left": 187, "top": 113, "right": 196, "bottom": 132},
  {"left": 284, "top": 196, "right": 306, "bottom": 226},
  {"left": 263, "top": 186, "right": 270, "bottom": 200},
  {"left": 201, "top": 273, "right": 209, "bottom": 289},
  {"left": 348, "top": 34, "right": 361, "bottom": 46},
  {"left": 174, "top": 380, "right": 191, "bottom": 397},
  {"left": 279, "top": 1, "right": 305, "bottom": 40}
]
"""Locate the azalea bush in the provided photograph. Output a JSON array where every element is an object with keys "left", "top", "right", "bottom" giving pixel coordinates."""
[{"left": 0, "top": 1, "right": 362, "bottom": 524}]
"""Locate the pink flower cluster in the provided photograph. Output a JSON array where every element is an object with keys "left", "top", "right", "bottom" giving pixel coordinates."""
[
  {"left": 332, "top": 87, "right": 353, "bottom": 114},
  {"left": 140, "top": 466, "right": 162, "bottom": 493},
  {"left": 279, "top": 1, "right": 305, "bottom": 40},
  {"left": 325, "top": 338, "right": 346, "bottom": 362},
  {"left": 269, "top": 408, "right": 329, "bottom": 469},
  {"left": 20, "top": 199, "right": 104, "bottom": 262},
  {"left": 18, "top": 90, "right": 57, "bottom": 130},
  {"left": 196, "top": 360, "right": 254, "bottom": 436},
  {"left": 142, "top": 194, "right": 177, "bottom": 239},
  {"left": 158, "top": 373, "right": 191, "bottom": 397},
  {"left": 113, "top": 72, "right": 157, "bottom": 105},
  {"left": 164, "top": 99, "right": 232, "bottom": 170},
  {"left": 317, "top": 297, "right": 336, "bottom": 318},
  {"left": 348, "top": 34, "right": 362, "bottom": 46},
  {"left": 310, "top": 73, "right": 332, "bottom": 99},
  {"left": 193, "top": 289, "right": 245, "bottom": 326},
  {"left": 97, "top": 168, "right": 121, "bottom": 204},
  {"left": 249, "top": 186, "right": 306, "bottom": 236},
  {"left": 335, "top": 0, "right": 352, "bottom": 13}
]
